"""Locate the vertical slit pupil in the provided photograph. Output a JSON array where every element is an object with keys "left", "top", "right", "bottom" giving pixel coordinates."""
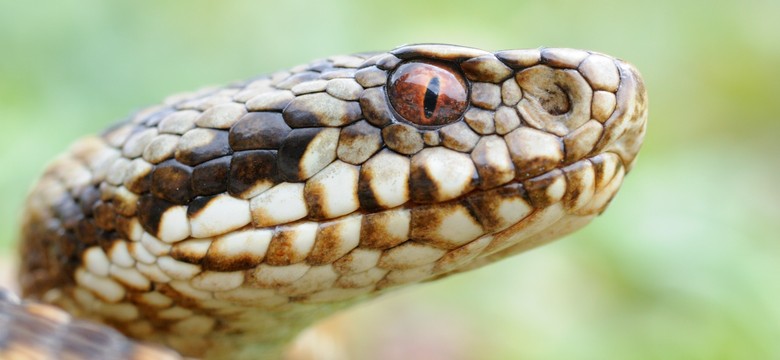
[{"left": 423, "top": 77, "right": 440, "bottom": 119}]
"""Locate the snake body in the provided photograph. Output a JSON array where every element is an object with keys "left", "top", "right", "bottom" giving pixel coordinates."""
[{"left": 8, "top": 44, "right": 647, "bottom": 359}]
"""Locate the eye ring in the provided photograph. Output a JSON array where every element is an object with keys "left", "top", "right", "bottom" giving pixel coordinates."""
[{"left": 387, "top": 60, "right": 469, "bottom": 128}]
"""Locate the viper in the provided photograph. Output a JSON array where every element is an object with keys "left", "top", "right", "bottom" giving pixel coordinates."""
[{"left": 3, "top": 44, "right": 647, "bottom": 359}]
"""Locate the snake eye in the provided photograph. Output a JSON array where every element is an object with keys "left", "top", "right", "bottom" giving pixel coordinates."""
[{"left": 388, "top": 61, "right": 468, "bottom": 127}]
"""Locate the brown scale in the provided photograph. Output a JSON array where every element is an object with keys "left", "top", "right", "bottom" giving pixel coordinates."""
[
  {"left": 191, "top": 156, "right": 231, "bottom": 197},
  {"left": 359, "top": 210, "right": 409, "bottom": 249},
  {"left": 465, "top": 183, "right": 531, "bottom": 231},
  {"left": 169, "top": 241, "right": 206, "bottom": 265},
  {"left": 124, "top": 162, "right": 152, "bottom": 194},
  {"left": 381, "top": 123, "right": 424, "bottom": 155},
  {"left": 115, "top": 215, "right": 139, "bottom": 240},
  {"left": 282, "top": 93, "right": 362, "bottom": 128},
  {"left": 137, "top": 195, "right": 176, "bottom": 236},
  {"left": 307, "top": 219, "right": 356, "bottom": 265},
  {"left": 228, "top": 112, "right": 291, "bottom": 151},
  {"left": 336, "top": 120, "right": 382, "bottom": 165},
  {"left": 265, "top": 226, "right": 309, "bottom": 266},
  {"left": 174, "top": 129, "right": 232, "bottom": 167},
  {"left": 277, "top": 127, "right": 333, "bottom": 181},
  {"left": 151, "top": 160, "right": 194, "bottom": 205},
  {"left": 356, "top": 168, "right": 384, "bottom": 212},
  {"left": 201, "top": 243, "right": 262, "bottom": 272},
  {"left": 358, "top": 87, "right": 393, "bottom": 127},
  {"left": 228, "top": 150, "right": 279, "bottom": 198}
]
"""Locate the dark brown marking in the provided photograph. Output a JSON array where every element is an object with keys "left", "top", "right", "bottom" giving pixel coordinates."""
[
  {"left": 507, "top": 135, "right": 565, "bottom": 180},
  {"left": 465, "top": 183, "right": 527, "bottom": 231},
  {"left": 186, "top": 195, "right": 218, "bottom": 219},
  {"left": 561, "top": 161, "right": 593, "bottom": 210},
  {"left": 410, "top": 203, "right": 459, "bottom": 249},
  {"left": 151, "top": 160, "right": 194, "bottom": 204},
  {"left": 357, "top": 167, "right": 381, "bottom": 212},
  {"left": 515, "top": 67, "right": 572, "bottom": 115},
  {"left": 97, "top": 231, "right": 117, "bottom": 253},
  {"left": 114, "top": 216, "right": 138, "bottom": 242},
  {"left": 74, "top": 219, "right": 101, "bottom": 248},
  {"left": 92, "top": 201, "right": 117, "bottom": 231},
  {"left": 192, "top": 156, "right": 231, "bottom": 197},
  {"left": 304, "top": 182, "right": 326, "bottom": 220},
  {"left": 229, "top": 112, "right": 292, "bottom": 151},
  {"left": 359, "top": 211, "right": 408, "bottom": 249},
  {"left": 113, "top": 191, "right": 138, "bottom": 217},
  {"left": 138, "top": 194, "right": 176, "bottom": 236},
  {"left": 265, "top": 226, "right": 307, "bottom": 266},
  {"left": 471, "top": 137, "right": 516, "bottom": 190},
  {"left": 124, "top": 165, "right": 152, "bottom": 195},
  {"left": 407, "top": 152, "right": 475, "bottom": 204},
  {"left": 278, "top": 128, "right": 327, "bottom": 182},
  {"left": 391, "top": 45, "right": 489, "bottom": 61},
  {"left": 590, "top": 155, "right": 623, "bottom": 190},
  {"left": 524, "top": 169, "right": 565, "bottom": 208},
  {"left": 170, "top": 242, "right": 207, "bottom": 265},
  {"left": 228, "top": 150, "right": 279, "bottom": 197},
  {"left": 283, "top": 93, "right": 362, "bottom": 128},
  {"left": 307, "top": 220, "right": 350, "bottom": 265},
  {"left": 202, "top": 247, "right": 262, "bottom": 272},
  {"left": 175, "top": 129, "right": 232, "bottom": 166}
]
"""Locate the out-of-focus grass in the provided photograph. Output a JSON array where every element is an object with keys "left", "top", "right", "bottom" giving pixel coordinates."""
[{"left": 1, "top": 0, "right": 778, "bottom": 359}]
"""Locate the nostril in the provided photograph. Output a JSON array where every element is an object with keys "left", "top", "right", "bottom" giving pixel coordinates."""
[
  {"left": 515, "top": 65, "right": 592, "bottom": 136},
  {"left": 539, "top": 84, "right": 571, "bottom": 115}
]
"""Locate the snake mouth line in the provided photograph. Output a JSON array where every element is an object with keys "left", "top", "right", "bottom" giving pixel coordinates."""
[{"left": 409, "top": 149, "right": 625, "bottom": 211}]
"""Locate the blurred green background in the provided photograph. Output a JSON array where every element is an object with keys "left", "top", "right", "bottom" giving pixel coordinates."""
[{"left": 1, "top": 0, "right": 778, "bottom": 359}]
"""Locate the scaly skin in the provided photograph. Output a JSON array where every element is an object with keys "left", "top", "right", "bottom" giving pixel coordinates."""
[{"left": 13, "top": 44, "right": 647, "bottom": 359}]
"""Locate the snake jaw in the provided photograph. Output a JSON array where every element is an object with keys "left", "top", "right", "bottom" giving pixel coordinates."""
[{"left": 15, "top": 44, "right": 647, "bottom": 359}]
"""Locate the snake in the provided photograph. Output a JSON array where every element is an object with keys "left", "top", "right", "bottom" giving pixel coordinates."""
[{"left": 2, "top": 44, "right": 647, "bottom": 359}]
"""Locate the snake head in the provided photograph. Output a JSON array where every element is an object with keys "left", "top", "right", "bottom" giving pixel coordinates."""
[
  {"left": 18, "top": 43, "right": 647, "bottom": 358},
  {"left": 340, "top": 44, "right": 649, "bottom": 274}
]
